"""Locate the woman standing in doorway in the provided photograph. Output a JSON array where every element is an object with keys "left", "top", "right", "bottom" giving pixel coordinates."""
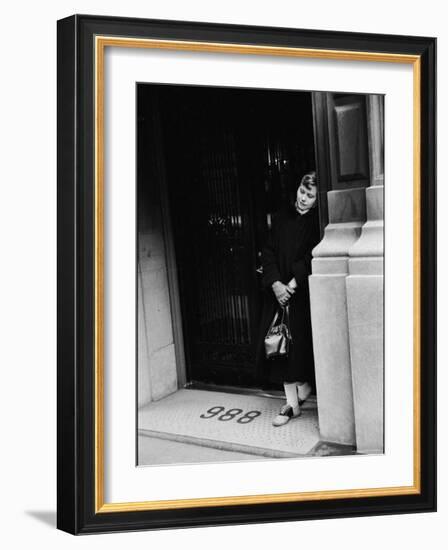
[{"left": 257, "top": 172, "right": 320, "bottom": 426}]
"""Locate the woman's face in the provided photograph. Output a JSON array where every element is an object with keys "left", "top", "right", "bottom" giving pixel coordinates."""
[{"left": 295, "top": 184, "right": 317, "bottom": 214}]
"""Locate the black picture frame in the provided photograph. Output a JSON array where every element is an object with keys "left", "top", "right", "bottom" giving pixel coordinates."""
[{"left": 57, "top": 14, "right": 436, "bottom": 534}]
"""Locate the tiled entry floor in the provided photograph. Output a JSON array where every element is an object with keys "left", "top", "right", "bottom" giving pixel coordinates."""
[{"left": 138, "top": 388, "right": 320, "bottom": 462}]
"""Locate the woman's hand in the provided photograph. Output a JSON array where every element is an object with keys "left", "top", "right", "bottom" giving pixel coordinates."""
[{"left": 272, "top": 281, "right": 295, "bottom": 306}]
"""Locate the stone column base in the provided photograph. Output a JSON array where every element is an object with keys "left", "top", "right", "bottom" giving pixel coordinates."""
[
  {"left": 309, "top": 264, "right": 356, "bottom": 446},
  {"left": 346, "top": 274, "right": 384, "bottom": 453}
]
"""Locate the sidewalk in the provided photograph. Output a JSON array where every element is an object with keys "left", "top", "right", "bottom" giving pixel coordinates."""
[
  {"left": 138, "top": 388, "right": 321, "bottom": 465},
  {"left": 138, "top": 434, "right": 265, "bottom": 466}
]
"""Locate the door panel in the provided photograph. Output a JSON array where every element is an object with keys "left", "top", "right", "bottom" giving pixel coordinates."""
[
  {"left": 314, "top": 92, "right": 371, "bottom": 192},
  {"left": 332, "top": 96, "right": 369, "bottom": 182},
  {"left": 312, "top": 91, "right": 372, "bottom": 235}
]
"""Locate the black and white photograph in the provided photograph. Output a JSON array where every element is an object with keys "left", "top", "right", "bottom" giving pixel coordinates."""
[{"left": 137, "top": 83, "right": 385, "bottom": 465}]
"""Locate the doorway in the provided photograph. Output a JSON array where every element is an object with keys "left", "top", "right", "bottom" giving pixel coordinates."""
[{"left": 138, "top": 84, "right": 317, "bottom": 390}]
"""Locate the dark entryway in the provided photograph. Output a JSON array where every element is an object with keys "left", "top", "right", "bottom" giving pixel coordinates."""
[{"left": 138, "top": 84, "right": 316, "bottom": 389}]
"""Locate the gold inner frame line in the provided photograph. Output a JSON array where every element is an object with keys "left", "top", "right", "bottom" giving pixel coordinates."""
[{"left": 94, "top": 35, "right": 421, "bottom": 514}]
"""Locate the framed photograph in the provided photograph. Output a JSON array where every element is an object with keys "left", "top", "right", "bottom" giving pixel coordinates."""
[{"left": 57, "top": 14, "right": 436, "bottom": 534}]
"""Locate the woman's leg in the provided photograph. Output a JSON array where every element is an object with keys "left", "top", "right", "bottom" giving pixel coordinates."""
[
  {"left": 284, "top": 381, "right": 300, "bottom": 414},
  {"left": 287, "top": 293, "right": 315, "bottom": 400},
  {"left": 272, "top": 296, "right": 314, "bottom": 427},
  {"left": 272, "top": 380, "right": 301, "bottom": 427},
  {"left": 297, "top": 381, "right": 312, "bottom": 403}
]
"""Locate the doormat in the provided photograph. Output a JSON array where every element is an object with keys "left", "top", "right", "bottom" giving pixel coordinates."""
[{"left": 138, "top": 388, "right": 320, "bottom": 459}]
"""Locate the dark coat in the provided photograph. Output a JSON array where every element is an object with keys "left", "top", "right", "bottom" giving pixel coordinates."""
[{"left": 256, "top": 205, "right": 320, "bottom": 385}]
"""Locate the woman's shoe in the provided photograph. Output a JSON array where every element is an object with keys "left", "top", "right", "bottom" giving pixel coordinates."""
[{"left": 272, "top": 404, "right": 301, "bottom": 427}]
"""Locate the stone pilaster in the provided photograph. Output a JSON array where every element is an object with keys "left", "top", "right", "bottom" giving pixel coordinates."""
[
  {"left": 346, "top": 96, "right": 384, "bottom": 453},
  {"left": 309, "top": 187, "right": 366, "bottom": 445}
]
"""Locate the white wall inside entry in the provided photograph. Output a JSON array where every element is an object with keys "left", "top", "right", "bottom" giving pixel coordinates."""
[{"left": 137, "top": 187, "right": 178, "bottom": 407}]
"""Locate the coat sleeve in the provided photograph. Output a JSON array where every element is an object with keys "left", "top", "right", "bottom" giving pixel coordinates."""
[
  {"left": 291, "top": 215, "right": 320, "bottom": 284},
  {"left": 261, "top": 218, "right": 282, "bottom": 289},
  {"left": 291, "top": 251, "right": 313, "bottom": 284}
]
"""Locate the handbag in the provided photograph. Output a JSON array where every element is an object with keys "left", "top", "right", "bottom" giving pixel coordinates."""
[{"left": 264, "top": 305, "right": 291, "bottom": 359}]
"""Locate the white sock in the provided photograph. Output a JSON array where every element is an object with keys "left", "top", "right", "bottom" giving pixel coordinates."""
[
  {"left": 284, "top": 382, "right": 300, "bottom": 415},
  {"left": 297, "top": 381, "right": 312, "bottom": 402}
]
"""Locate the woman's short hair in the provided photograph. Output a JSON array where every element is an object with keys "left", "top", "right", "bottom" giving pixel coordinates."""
[{"left": 299, "top": 171, "right": 317, "bottom": 190}]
